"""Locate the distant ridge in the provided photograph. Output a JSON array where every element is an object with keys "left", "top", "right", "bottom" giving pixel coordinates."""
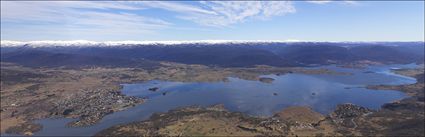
[
  {"left": 1, "top": 40, "right": 423, "bottom": 68},
  {"left": 1, "top": 40, "right": 424, "bottom": 47}
]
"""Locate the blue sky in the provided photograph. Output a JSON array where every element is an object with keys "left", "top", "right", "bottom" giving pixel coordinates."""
[{"left": 1, "top": 1, "right": 424, "bottom": 41}]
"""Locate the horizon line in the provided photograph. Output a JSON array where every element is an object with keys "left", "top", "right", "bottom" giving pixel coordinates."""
[{"left": 2, "top": 40, "right": 425, "bottom": 43}]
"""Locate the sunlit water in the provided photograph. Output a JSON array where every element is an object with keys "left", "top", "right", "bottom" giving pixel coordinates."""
[{"left": 5, "top": 64, "right": 417, "bottom": 136}]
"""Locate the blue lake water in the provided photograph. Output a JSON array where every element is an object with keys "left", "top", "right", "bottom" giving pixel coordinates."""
[{"left": 20, "top": 64, "right": 418, "bottom": 136}]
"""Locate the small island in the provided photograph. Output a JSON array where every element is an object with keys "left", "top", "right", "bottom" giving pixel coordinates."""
[{"left": 259, "top": 77, "right": 275, "bottom": 83}]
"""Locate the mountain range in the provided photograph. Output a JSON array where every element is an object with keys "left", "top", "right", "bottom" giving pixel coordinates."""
[{"left": 1, "top": 41, "right": 424, "bottom": 68}]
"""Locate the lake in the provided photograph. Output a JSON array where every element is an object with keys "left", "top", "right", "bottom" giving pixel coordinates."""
[{"left": 29, "top": 64, "right": 417, "bottom": 136}]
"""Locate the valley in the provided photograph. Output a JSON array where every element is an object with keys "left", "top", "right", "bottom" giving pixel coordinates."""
[
  {"left": 1, "top": 42, "right": 424, "bottom": 136},
  {"left": 1, "top": 1, "right": 424, "bottom": 136}
]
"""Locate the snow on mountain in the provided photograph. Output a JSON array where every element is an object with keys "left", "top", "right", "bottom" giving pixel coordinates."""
[
  {"left": 1, "top": 40, "right": 423, "bottom": 47},
  {"left": 1, "top": 40, "right": 100, "bottom": 47},
  {"left": 0, "top": 40, "right": 294, "bottom": 47},
  {"left": 1, "top": 40, "right": 26, "bottom": 47}
]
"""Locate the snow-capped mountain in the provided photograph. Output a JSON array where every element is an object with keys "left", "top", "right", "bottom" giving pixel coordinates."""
[
  {"left": 1, "top": 40, "right": 423, "bottom": 68},
  {"left": 0, "top": 40, "right": 298, "bottom": 47},
  {"left": 4, "top": 40, "right": 423, "bottom": 48}
]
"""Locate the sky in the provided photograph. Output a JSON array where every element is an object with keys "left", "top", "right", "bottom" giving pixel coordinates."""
[{"left": 1, "top": 1, "right": 424, "bottom": 41}]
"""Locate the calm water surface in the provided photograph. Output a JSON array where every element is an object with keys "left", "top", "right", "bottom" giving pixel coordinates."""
[{"left": 27, "top": 64, "right": 417, "bottom": 136}]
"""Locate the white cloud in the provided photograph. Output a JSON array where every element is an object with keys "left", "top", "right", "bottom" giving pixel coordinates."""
[
  {"left": 135, "top": 1, "right": 217, "bottom": 15},
  {"left": 191, "top": 1, "right": 296, "bottom": 27},
  {"left": 1, "top": 1, "right": 297, "bottom": 40},
  {"left": 1, "top": 1, "right": 296, "bottom": 35},
  {"left": 307, "top": 1, "right": 332, "bottom": 4},
  {"left": 342, "top": 1, "right": 359, "bottom": 5},
  {"left": 0, "top": 1, "right": 171, "bottom": 40},
  {"left": 134, "top": 1, "right": 296, "bottom": 27},
  {"left": 307, "top": 0, "right": 357, "bottom": 5}
]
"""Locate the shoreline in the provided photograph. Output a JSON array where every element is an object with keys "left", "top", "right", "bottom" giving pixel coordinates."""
[
  {"left": 1, "top": 63, "right": 422, "bottom": 136},
  {"left": 96, "top": 67, "right": 424, "bottom": 136}
]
